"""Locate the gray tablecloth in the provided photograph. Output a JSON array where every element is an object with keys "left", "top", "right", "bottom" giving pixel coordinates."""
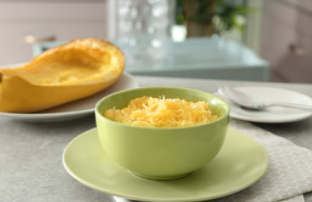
[{"left": 1, "top": 76, "right": 312, "bottom": 202}]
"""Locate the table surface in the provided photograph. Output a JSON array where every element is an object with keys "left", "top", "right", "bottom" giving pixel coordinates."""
[{"left": 1, "top": 76, "right": 312, "bottom": 202}]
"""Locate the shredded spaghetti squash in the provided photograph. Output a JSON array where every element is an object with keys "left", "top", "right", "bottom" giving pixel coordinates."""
[{"left": 104, "top": 96, "right": 218, "bottom": 127}]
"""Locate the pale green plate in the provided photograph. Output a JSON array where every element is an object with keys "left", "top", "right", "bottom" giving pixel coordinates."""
[{"left": 63, "top": 128, "right": 268, "bottom": 202}]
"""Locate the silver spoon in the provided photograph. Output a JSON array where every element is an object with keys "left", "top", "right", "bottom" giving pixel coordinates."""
[{"left": 218, "top": 87, "right": 312, "bottom": 110}]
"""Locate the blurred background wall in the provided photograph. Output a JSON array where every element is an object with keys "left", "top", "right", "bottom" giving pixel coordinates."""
[{"left": 0, "top": 0, "right": 311, "bottom": 83}]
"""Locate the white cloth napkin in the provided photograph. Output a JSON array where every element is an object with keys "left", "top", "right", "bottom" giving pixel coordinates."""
[{"left": 211, "top": 119, "right": 312, "bottom": 202}]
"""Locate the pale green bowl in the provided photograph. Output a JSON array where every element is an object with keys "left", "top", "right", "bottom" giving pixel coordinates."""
[{"left": 95, "top": 87, "right": 229, "bottom": 180}]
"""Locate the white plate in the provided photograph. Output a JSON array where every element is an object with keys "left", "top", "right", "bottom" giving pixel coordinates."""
[
  {"left": 0, "top": 72, "right": 138, "bottom": 122},
  {"left": 219, "top": 86, "right": 312, "bottom": 123}
]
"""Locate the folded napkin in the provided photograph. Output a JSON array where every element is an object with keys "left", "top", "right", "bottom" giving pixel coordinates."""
[{"left": 211, "top": 119, "right": 312, "bottom": 202}]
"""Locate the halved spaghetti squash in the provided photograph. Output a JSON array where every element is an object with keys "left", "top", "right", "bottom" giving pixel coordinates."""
[{"left": 0, "top": 38, "right": 125, "bottom": 113}]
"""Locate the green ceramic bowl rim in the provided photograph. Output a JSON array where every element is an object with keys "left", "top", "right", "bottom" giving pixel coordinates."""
[{"left": 95, "top": 87, "right": 230, "bottom": 130}]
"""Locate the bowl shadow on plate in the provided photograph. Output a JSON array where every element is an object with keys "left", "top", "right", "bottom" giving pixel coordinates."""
[
  {"left": 112, "top": 168, "right": 217, "bottom": 202},
  {"left": 112, "top": 161, "right": 254, "bottom": 202}
]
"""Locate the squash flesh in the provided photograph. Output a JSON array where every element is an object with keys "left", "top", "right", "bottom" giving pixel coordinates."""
[{"left": 0, "top": 38, "right": 125, "bottom": 113}]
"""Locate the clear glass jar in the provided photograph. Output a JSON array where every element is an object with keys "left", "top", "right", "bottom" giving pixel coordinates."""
[{"left": 117, "top": 0, "right": 174, "bottom": 67}]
